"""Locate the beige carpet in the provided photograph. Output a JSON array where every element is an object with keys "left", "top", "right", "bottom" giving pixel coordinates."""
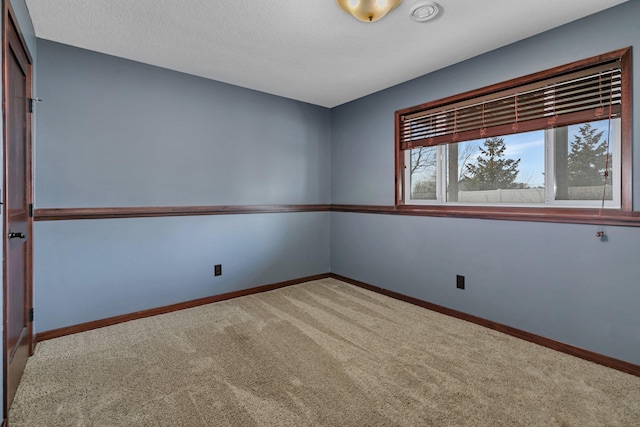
[{"left": 10, "top": 278, "right": 640, "bottom": 426}]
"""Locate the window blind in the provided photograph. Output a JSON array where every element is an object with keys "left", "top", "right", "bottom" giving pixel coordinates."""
[{"left": 399, "top": 60, "right": 622, "bottom": 150}]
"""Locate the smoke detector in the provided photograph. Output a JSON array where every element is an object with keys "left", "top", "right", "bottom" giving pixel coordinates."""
[{"left": 410, "top": 1, "right": 441, "bottom": 22}]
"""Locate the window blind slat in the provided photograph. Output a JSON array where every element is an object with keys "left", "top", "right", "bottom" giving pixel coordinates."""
[
  {"left": 403, "top": 105, "right": 621, "bottom": 149},
  {"left": 400, "top": 62, "right": 622, "bottom": 150}
]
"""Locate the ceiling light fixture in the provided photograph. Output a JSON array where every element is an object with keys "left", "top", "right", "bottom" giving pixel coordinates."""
[
  {"left": 410, "top": 1, "right": 440, "bottom": 22},
  {"left": 337, "top": 0, "right": 402, "bottom": 23}
]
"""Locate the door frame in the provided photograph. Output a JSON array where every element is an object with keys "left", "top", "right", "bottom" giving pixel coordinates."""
[{"left": 2, "top": 0, "right": 34, "bottom": 419}]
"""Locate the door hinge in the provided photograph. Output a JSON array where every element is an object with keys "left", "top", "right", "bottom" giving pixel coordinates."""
[
  {"left": 29, "top": 203, "right": 34, "bottom": 217},
  {"left": 28, "top": 97, "right": 43, "bottom": 113},
  {"left": 28, "top": 307, "right": 34, "bottom": 323}
]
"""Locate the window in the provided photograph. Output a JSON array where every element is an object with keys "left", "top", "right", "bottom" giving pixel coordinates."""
[
  {"left": 406, "top": 119, "right": 620, "bottom": 207},
  {"left": 395, "top": 48, "right": 632, "bottom": 223}
]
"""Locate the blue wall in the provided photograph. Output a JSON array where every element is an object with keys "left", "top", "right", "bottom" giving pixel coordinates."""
[
  {"left": 33, "top": 41, "right": 331, "bottom": 332},
  {"left": 36, "top": 40, "right": 331, "bottom": 207},
  {"left": 331, "top": 1, "right": 640, "bottom": 365},
  {"left": 35, "top": 212, "right": 329, "bottom": 331}
]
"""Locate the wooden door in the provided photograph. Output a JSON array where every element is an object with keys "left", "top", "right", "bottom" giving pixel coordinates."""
[{"left": 3, "top": 2, "right": 33, "bottom": 413}]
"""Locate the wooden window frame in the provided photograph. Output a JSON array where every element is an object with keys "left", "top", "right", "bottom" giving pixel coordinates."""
[{"left": 394, "top": 47, "right": 635, "bottom": 226}]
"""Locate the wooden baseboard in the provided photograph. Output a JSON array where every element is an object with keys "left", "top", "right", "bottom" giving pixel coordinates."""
[
  {"left": 35, "top": 273, "right": 331, "bottom": 343},
  {"left": 330, "top": 273, "right": 640, "bottom": 377},
  {"left": 35, "top": 272, "right": 639, "bottom": 377}
]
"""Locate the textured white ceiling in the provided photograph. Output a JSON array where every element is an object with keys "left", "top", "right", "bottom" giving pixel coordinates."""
[{"left": 25, "top": 0, "right": 627, "bottom": 108}]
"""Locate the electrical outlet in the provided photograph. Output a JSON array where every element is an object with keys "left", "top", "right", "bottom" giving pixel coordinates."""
[
  {"left": 456, "top": 275, "right": 465, "bottom": 290},
  {"left": 214, "top": 264, "right": 222, "bottom": 276}
]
